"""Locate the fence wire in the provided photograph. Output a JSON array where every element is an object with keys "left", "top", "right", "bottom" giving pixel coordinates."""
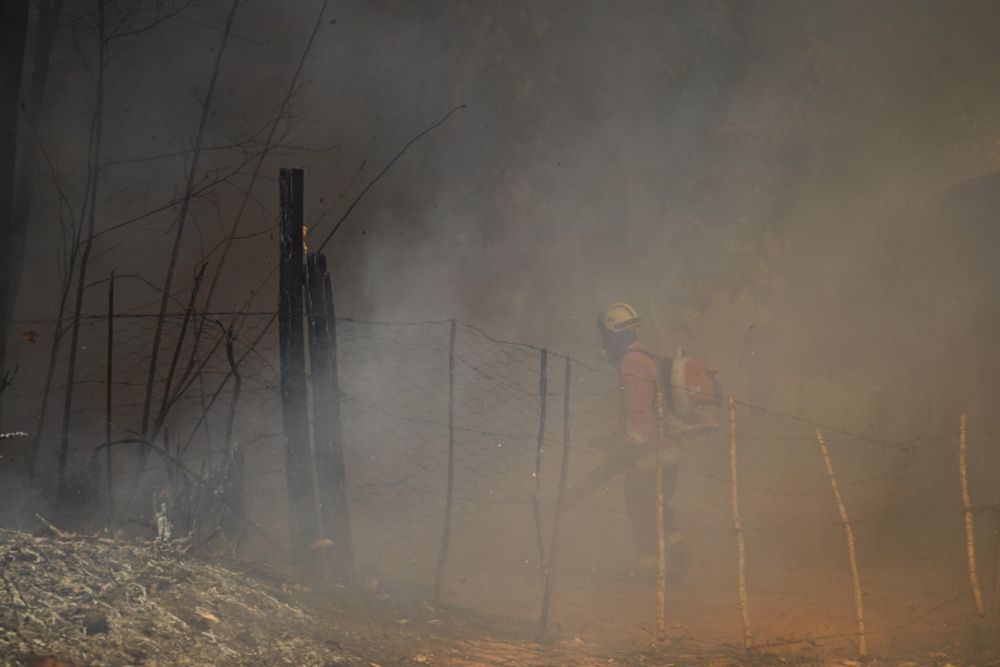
[{"left": 0, "top": 311, "right": 987, "bottom": 654}]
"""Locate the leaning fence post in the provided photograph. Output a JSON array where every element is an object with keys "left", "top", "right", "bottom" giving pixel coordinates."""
[
  {"left": 728, "top": 397, "right": 753, "bottom": 650},
  {"left": 816, "top": 429, "right": 868, "bottom": 657},
  {"left": 432, "top": 319, "right": 458, "bottom": 606},
  {"left": 959, "top": 413, "right": 986, "bottom": 616},
  {"left": 277, "top": 167, "right": 320, "bottom": 570},
  {"left": 532, "top": 348, "right": 548, "bottom": 573},
  {"left": 105, "top": 270, "right": 115, "bottom": 515},
  {"left": 537, "top": 355, "right": 572, "bottom": 640}
]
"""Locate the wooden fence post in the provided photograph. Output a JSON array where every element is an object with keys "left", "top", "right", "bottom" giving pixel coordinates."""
[
  {"left": 532, "top": 348, "right": 548, "bottom": 573},
  {"left": 305, "top": 251, "right": 354, "bottom": 585},
  {"left": 959, "top": 413, "right": 986, "bottom": 616},
  {"left": 277, "top": 167, "right": 319, "bottom": 570},
  {"left": 105, "top": 270, "right": 115, "bottom": 516},
  {"left": 816, "top": 429, "right": 867, "bottom": 657},
  {"left": 655, "top": 435, "right": 667, "bottom": 638},
  {"left": 433, "top": 320, "right": 458, "bottom": 606},
  {"left": 537, "top": 355, "right": 572, "bottom": 639},
  {"left": 729, "top": 397, "right": 753, "bottom": 650},
  {"left": 990, "top": 502, "right": 1000, "bottom": 642},
  {"left": 655, "top": 377, "right": 668, "bottom": 641}
]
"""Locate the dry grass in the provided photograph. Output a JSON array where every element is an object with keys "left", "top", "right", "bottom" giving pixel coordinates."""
[
  {"left": 0, "top": 525, "right": 989, "bottom": 666},
  {"left": 0, "top": 528, "right": 356, "bottom": 666}
]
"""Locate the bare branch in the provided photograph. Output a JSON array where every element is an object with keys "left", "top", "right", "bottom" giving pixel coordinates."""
[
  {"left": 106, "top": 0, "right": 199, "bottom": 42},
  {"left": 196, "top": 0, "right": 331, "bottom": 318},
  {"left": 316, "top": 103, "right": 467, "bottom": 252},
  {"left": 0, "top": 367, "right": 18, "bottom": 399}
]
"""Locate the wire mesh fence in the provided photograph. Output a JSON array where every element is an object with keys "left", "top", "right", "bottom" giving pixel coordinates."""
[{"left": 0, "top": 309, "right": 990, "bottom": 654}]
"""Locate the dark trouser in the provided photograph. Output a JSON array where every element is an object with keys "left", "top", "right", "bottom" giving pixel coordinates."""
[{"left": 624, "top": 464, "right": 678, "bottom": 558}]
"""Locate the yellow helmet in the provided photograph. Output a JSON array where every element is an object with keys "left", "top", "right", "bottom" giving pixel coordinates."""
[{"left": 601, "top": 302, "right": 642, "bottom": 333}]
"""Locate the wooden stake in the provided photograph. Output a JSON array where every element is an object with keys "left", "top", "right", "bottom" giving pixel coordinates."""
[
  {"left": 105, "top": 270, "right": 115, "bottom": 515},
  {"left": 537, "top": 356, "right": 573, "bottom": 639},
  {"left": 655, "top": 380, "right": 668, "bottom": 641},
  {"left": 989, "top": 502, "right": 1000, "bottom": 641},
  {"left": 432, "top": 320, "right": 458, "bottom": 607},
  {"left": 959, "top": 413, "right": 986, "bottom": 616},
  {"left": 532, "top": 348, "right": 548, "bottom": 574},
  {"left": 729, "top": 397, "right": 753, "bottom": 650},
  {"left": 816, "top": 429, "right": 867, "bottom": 657}
]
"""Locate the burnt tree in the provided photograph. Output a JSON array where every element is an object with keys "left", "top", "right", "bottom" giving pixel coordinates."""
[
  {"left": 0, "top": 0, "right": 30, "bottom": 421},
  {"left": 278, "top": 167, "right": 320, "bottom": 568},
  {"left": 305, "top": 251, "right": 354, "bottom": 585}
]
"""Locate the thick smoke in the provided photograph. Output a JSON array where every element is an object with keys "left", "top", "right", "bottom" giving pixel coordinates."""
[{"left": 5, "top": 0, "right": 1000, "bottom": 656}]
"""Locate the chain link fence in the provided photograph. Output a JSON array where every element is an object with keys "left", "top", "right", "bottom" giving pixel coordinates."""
[{"left": 0, "top": 310, "right": 987, "bottom": 654}]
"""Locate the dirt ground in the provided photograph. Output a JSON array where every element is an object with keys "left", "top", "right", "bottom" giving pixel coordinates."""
[{"left": 1, "top": 527, "right": 997, "bottom": 666}]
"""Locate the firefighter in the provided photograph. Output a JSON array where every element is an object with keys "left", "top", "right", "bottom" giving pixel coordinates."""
[{"left": 599, "top": 302, "right": 689, "bottom": 574}]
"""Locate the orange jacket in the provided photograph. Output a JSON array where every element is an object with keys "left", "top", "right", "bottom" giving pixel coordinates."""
[{"left": 618, "top": 341, "right": 660, "bottom": 445}]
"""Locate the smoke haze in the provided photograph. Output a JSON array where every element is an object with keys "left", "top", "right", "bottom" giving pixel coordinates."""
[{"left": 5, "top": 0, "right": 1000, "bottom": 660}]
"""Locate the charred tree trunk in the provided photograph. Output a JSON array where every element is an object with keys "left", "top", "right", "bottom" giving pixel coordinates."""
[
  {"left": 0, "top": 0, "right": 30, "bottom": 422},
  {"left": 278, "top": 167, "right": 319, "bottom": 570},
  {"left": 7, "top": 0, "right": 61, "bottom": 315},
  {"left": 305, "top": 251, "right": 354, "bottom": 585}
]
